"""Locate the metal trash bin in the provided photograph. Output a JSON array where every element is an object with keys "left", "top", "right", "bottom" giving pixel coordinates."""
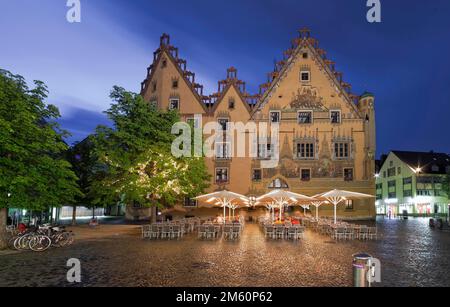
[{"left": 353, "top": 253, "right": 372, "bottom": 287}]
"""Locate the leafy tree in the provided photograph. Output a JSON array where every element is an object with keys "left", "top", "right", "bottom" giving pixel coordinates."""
[
  {"left": 0, "top": 69, "right": 81, "bottom": 249},
  {"left": 67, "top": 136, "right": 98, "bottom": 225},
  {"left": 90, "top": 86, "right": 210, "bottom": 221}
]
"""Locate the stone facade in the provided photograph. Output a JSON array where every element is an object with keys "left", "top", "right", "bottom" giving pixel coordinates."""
[{"left": 139, "top": 29, "right": 377, "bottom": 220}]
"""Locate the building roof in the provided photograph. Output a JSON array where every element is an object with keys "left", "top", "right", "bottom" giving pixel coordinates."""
[{"left": 392, "top": 151, "right": 450, "bottom": 174}]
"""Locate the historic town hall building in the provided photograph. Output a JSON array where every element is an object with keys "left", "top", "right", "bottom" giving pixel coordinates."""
[{"left": 138, "top": 28, "right": 377, "bottom": 220}]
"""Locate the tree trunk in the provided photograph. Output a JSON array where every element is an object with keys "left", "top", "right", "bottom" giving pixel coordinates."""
[
  {"left": 151, "top": 206, "right": 157, "bottom": 223},
  {"left": 72, "top": 205, "right": 77, "bottom": 226},
  {"left": 0, "top": 208, "right": 8, "bottom": 250}
]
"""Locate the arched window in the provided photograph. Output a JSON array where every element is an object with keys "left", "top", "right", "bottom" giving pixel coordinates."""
[{"left": 268, "top": 178, "right": 289, "bottom": 189}]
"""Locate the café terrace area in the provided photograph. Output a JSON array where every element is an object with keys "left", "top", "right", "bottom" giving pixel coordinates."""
[{"left": 142, "top": 189, "right": 377, "bottom": 242}]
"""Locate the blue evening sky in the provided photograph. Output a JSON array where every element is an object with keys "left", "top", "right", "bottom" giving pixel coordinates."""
[{"left": 1, "top": 0, "right": 450, "bottom": 157}]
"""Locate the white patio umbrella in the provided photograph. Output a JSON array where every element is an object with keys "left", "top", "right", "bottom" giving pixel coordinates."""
[
  {"left": 257, "top": 189, "right": 315, "bottom": 221},
  {"left": 316, "top": 189, "right": 375, "bottom": 224},
  {"left": 194, "top": 190, "right": 249, "bottom": 222}
]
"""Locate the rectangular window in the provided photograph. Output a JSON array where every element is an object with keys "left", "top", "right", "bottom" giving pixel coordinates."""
[
  {"left": 388, "top": 192, "right": 396, "bottom": 199},
  {"left": 172, "top": 80, "right": 179, "bottom": 89},
  {"left": 388, "top": 180, "right": 396, "bottom": 188},
  {"left": 345, "top": 200, "right": 354, "bottom": 210},
  {"left": 344, "top": 168, "right": 354, "bottom": 181},
  {"left": 298, "top": 111, "right": 312, "bottom": 124},
  {"left": 169, "top": 98, "right": 179, "bottom": 110},
  {"left": 301, "top": 169, "right": 311, "bottom": 181},
  {"left": 403, "top": 177, "right": 412, "bottom": 185},
  {"left": 387, "top": 167, "right": 396, "bottom": 177},
  {"left": 184, "top": 198, "right": 197, "bottom": 207},
  {"left": 228, "top": 98, "right": 235, "bottom": 110},
  {"left": 215, "top": 142, "right": 231, "bottom": 160},
  {"left": 334, "top": 143, "right": 350, "bottom": 159},
  {"left": 296, "top": 143, "right": 315, "bottom": 159},
  {"left": 270, "top": 111, "right": 281, "bottom": 123},
  {"left": 252, "top": 169, "right": 262, "bottom": 181},
  {"left": 215, "top": 168, "right": 229, "bottom": 183},
  {"left": 330, "top": 110, "right": 341, "bottom": 124},
  {"left": 152, "top": 81, "right": 157, "bottom": 93},
  {"left": 187, "top": 118, "right": 200, "bottom": 129},
  {"left": 258, "top": 143, "right": 273, "bottom": 159},
  {"left": 218, "top": 118, "right": 229, "bottom": 131},
  {"left": 300, "top": 71, "right": 310, "bottom": 82},
  {"left": 376, "top": 183, "right": 383, "bottom": 190},
  {"left": 376, "top": 194, "right": 382, "bottom": 200},
  {"left": 403, "top": 190, "right": 412, "bottom": 197}
]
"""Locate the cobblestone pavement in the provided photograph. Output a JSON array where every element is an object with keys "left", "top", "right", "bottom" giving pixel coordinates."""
[{"left": 0, "top": 217, "right": 449, "bottom": 287}]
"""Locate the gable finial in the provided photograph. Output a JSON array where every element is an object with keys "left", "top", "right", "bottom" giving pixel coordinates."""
[{"left": 299, "top": 27, "right": 311, "bottom": 38}]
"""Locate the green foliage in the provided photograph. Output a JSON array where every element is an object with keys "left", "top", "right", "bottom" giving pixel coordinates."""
[
  {"left": 90, "top": 86, "right": 210, "bottom": 208},
  {"left": 0, "top": 69, "right": 82, "bottom": 210},
  {"left": 442, "top": 174, "right": 450, "bottom": 198}
]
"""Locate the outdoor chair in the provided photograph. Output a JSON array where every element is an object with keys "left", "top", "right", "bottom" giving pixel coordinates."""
[
  {"left": 231, "top": 225, "right": 241, "bottom": 240},
  {"left": 214, "top": 225, "right": 222, "bottom": 239},
  {"left": 359, "top": 227, "right": 369, "bottom": 240},
  {"left": 206, "top": 225, "right": 216, "bottom": 239},
  {"left": 265, "top": 226, "right": 274, "bottom": 239},
  {"left": 161, "top": 225, "right": 172, "bottom": 239},
  {"left": 171, "top": 225, "right": 181, "bottom": 240},
  {"left": 368, "top": 227, "right": 377, "bottom": 240},
  {"left": 333, "top": 227, "right": 346, "bottom": 241},
  {"left": 345, "top": 227, "right": 355, "bottom": 240},
  {"left": 198, "top": 225, "right": 207, "bottom": 239},
  {"left": 223, "top": 225, "right": 232, "bottom": 239},
  {"left": 150, "top": 224, "right": 160, "bottom": 239},
  {"left": 142, "top": 225, "right": 151, "bottom": 239},
  {"left": 295, "top": 226, "right": 305, "bottom": 239},
  {"left": 287, "top": 227, "right": 297, "bottom": 240},
  {"left": 275, "top": 226, "right": 284, "bottom": 239}
]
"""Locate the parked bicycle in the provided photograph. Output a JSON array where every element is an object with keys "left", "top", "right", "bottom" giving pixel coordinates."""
[{"left": 8, "top": 224, "right": 75, "bottom": 252}]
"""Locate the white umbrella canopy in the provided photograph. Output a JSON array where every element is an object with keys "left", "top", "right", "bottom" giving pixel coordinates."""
[
  {"left": 194, "top": 190, "right": 249, "bottom": 221},
  {"left": 253, "top": 201, "right": 277, "bottom": 222},
  {"left": 315, "top": 189, "right": 374, "bottom": 224},
  {"left": 257, "top": 189, "right": 315, "bottom": 220}
]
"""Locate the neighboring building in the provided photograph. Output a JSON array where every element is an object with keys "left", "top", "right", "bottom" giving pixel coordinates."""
[
  {"left": 135, "top": 28, "right": 377, "bottom": 220},
  {"left": 375, "top": 151, "right": 450, "bottom": 217}
]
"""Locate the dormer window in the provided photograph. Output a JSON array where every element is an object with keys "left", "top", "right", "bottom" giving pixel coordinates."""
[
  {"left": 169, "top": 98, "right": 179, "bottom": 110},
  {"left": 302, "top": 52, "right": 308, "bottom": 59},
  {"left": 300, "top": 71, "right": 310, "bottom": 82}
]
